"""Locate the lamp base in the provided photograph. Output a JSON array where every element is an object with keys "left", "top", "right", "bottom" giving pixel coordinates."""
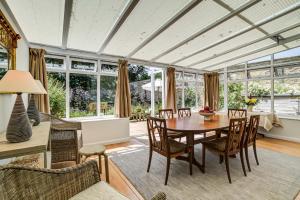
[
  {"left": 6, "top": 94, "right": 32, "bottom": 143},
  {"left": 27, "top": 94, "right": 40, "bottom": 126}
]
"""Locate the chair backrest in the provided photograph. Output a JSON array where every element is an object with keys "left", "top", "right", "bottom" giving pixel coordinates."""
[
  {"left": 228, "top": 109, "right": 247, "bottom": 118},
  {"left": 178, "top": 108, "right": 191, "bottom": 118},
  {"left": 245, "top": 115, "right": 260, "bottom": 145},
  {"left": 226, "top": 117, "right": 247, "bottom": 153},
  {"left": 159, "top": 109, "right": 174, "bottom": 119},
  {"left": 146, "top": 116, "right": 169, "bottom": 153}
]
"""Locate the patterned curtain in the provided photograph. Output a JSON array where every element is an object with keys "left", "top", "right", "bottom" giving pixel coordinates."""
[
  {"left": 166, "top": 67, "right": 176, "bottom": 112},
  {"left": 29, "top": 48, "right": 50, "bottom": 113},
  {"left": 115, "top": 59, "right": 131, "bottom": 118},
  {"left": 204, "top": 72, "right": 219, "bottom": 111}
]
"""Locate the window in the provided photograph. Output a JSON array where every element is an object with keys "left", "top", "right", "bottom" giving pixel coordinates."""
[
  {"left": 228, "top": 82, "right": 245, "bottom": 109},
  {"left": 227, "top": 63, "right": 245, "bottom": 71},
  {"left": 47, "top": 72, "right": 66, "bottom": 118},
  {"left": 71, "top": 59, "right": 97, "bottom": 72},
  {"left": 184, "top": 81, "right": 196, "bottom": 110},
  {"left": 176, "top": 82, "right": 183, "bottom": 109},
  {"left": 228, "top": 71, "right": 245, "bottom": 81},
  {"left": 101, "top": 63, "right": 118, "bottom": 74},
  {"left": 45, "top": 56, "right": 65, "bottom": 69},
  {"left": 100, "top": 76, "right": 117, "bottom": 116},
  {"left": 219, "top": 74, "right": 224, "bottom": 110},
  {"left": 274, "top": 47, "right": 300, "bottom": 65},
  {"left": 274, "top": 64, "right": 300, "bottom": 77},
  {"left": 70, "top": 74, "right": 97, "bottom": 118},
  {"left": 247, "top": 68, "right": 271, "bottom": 79},
  {"left": 248, "top": 80, "right": 271, "bottom": 112},
  {"left": 247, "top": 55, "right": 271, "bottom": 68},
  {"left": 154, "top": 71, "right": 163, "bottom": 115}
]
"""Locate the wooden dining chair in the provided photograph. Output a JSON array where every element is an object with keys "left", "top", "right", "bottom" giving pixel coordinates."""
[
  {"left": 178, "top": 108, "right": 191, "bottom": 118},
  {"left": 202, "top": 117, "right": 247, "bottom": 183},
  {"left": 146, "top": 116, "right": 192, "bottom": 185},
  {"left": 228, "top": 109, "right": 247, "bottom": 118},
  {"left": 159, "top": 109, "right": 174, "bottom": 119},
  {"left": 244, "top": 115, "right": 260, "bottom": 172}
]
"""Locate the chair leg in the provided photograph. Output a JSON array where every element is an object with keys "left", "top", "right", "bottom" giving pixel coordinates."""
[
  {"left": 253, "top": 142, "right": 259, "bottom": 166},
  {"left": 245, "top": 146, "right": 251, "bottom": 172},
  {"left": 219, "top": 155, "right": 224, "bottom": 164},
  {"left": 202, "top": 144, "right": 206, "bottom": 173},
  {"left": 189, "top": 148, "right": 193, "bottom": 175},
  {"left": 165, "top": 157, "right": 171, "bottom": 185},
  {"left": 225, "top": 155, "right": 231, "bottom": 184},
  {"left": 147, "top": 149, "right": 153, "bottom": 172},
  {"left": 240, "top": 149, "right": 247, "bottom": 177},
  {"left": 98, "top": 154, "right": 102, "bottom": 173}
]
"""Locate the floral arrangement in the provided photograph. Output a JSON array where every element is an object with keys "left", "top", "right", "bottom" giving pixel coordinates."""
[{"left": 245, "top": 97, "right": 258, "bottom": 106}]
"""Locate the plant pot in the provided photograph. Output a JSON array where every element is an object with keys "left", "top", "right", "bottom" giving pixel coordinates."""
[{"left": 247, "top": 105, "right": 253, "bottom": 112}]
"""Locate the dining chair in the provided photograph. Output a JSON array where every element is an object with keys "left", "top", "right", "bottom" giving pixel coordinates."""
[
  {"left": 202, "top": 117, "right": 247, "bottom": 183},
  {"left": 228, "top": 109, "right": 247, "bottom": 118},
  {"left": 146, "top": 116, "right": 192, "bottom": 185},
  {"left": 159, "top": 109, "right": 174, "bottom": 119},
  {"left": 244, "top": 115, "right": 260, "bottom": 172},
  {"left": 178, "top": 108, "right": 191, "bottom": 118}
]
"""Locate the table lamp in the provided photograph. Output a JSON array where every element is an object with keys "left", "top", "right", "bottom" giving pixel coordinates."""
[
  {"left": 27, "top": 80, "right": 47, "bottom": 126},
  {"left": 0, "top": 70, "right": 42, "bottom": 143}
]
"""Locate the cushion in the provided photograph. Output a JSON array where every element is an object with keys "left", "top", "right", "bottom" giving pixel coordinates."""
[
  {"left": 203, "top": 137, "right": 227, "bottom": 152},
  {"left": 70, "top": 182, "right": 129, "bottom": 200},
  {"left": 156, "top": 139, "right": 186, "bottom": 154}
]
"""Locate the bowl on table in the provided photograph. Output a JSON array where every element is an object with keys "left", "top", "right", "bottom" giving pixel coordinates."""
[{"left": 199, "top": 111, "right": 215, "bottom": 121}]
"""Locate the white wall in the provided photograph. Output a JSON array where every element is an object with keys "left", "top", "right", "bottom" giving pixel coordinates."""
[{"left": 0, "top": 2, "right": 29, "bottom": 132}]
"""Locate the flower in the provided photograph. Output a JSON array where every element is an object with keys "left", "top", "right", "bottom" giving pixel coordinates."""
[{"left": 245, "top": 97, "right": 258, "bottom": 106}]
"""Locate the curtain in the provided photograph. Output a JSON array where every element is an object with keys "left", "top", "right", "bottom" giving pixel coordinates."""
[
  {"left": 115, "top": 59, "right": 131, "bottom": 118},
  {"left": 166, "top": 67, "right": 176, "bottom": 112},
  {"left": 204, "top": 72, "right": 219, "bottom": 111},
  {"left": 29, "top": 48, "right": 50, "bottom": 113}
]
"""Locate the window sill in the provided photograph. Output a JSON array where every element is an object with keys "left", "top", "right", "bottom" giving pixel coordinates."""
[
  {"left": 64, "top": 115, "right": 125, "bottom": 122},
  {"left": 277, "top": 115, "right": 300, "bottom": 121}
]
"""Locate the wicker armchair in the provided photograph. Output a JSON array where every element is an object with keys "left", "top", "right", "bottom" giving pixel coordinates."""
[
  {"left": 0, "top": 160, "right": 166, "bottom": 200},
  {"left": 40, "top": 113, "right": 82, "bottom": 165}
]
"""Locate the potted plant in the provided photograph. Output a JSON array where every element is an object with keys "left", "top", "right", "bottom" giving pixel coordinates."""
[{"left": 245, "top": 97, "right": 258, "bottom": 112}]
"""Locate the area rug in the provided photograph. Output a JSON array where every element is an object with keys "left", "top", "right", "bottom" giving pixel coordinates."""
[{"left": 109, "top": 136, "right": 300, "bottom": 200}]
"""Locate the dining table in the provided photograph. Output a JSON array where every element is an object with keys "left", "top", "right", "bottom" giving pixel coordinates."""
[{"left": 165, "top": 114, "right": 231, "bottom": 174}]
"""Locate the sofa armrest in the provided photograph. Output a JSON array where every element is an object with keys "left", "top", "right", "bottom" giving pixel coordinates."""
[{"left": 0, "top": 160, "right": 100, "bottom": 200}]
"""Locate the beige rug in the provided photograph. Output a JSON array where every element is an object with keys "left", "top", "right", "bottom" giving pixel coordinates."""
[{"left": 110, "top": 136, "right": 300, "bottom": 200}]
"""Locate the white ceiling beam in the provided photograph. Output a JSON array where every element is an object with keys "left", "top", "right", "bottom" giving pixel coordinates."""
[
  {"left": 199, "top": 34, "right": 300, "bottom": 70},
  {"left": 151, "top": 0, "right": 261, "bottom": 61},
  {"left": 97, "top": 0, "right": 140, "bottom": 54},
  {"left": 187, "top": 22, "right": 300, "bottom": 67},
  {"left": 172, "top": 2, "right": 300, "bottom": 65},
  {"left": 62, "top": 0, "right": 73, "bottom": 49},
  {"left": 126, "top": 0, "right": 203, "bottom": 58}
]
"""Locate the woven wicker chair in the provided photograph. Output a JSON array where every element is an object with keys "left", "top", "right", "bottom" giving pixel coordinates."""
[
  {"left": 0, "top": 160, "right": 166, "bottom": 200},
  {"left": 40, "top": 113, "right": 82, "bottom": 165}
]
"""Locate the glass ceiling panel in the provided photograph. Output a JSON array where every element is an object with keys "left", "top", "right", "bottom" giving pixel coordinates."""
[
  {"left": 285, "top": 40, "right": 300, "bottom": 49},
  {"left": 175, "top": 29, "right": 265, "bottom": 66},
  {"left": 280, "top": 27, "right": 300, "bottom": 38},
  {"left": 67, "top": 0, "right": 129, "bottom": 52},
  {"left": 157, "top": 17, "right": 251, "bottom": 63},
  {"left": 7, "top": 0, "right": 65, "bottom": 46},
  {"left": 240, "top": 0, "right": 299, "bottom": 24},
  {"left": 260, "top": 10, "right": 300, "bottom": 34},
  {"left": 132, "top": 0, "right": 229, "bottom": 60},
  {"left": 103, "top": 0, "right": 192, "bottom": 56},
  {"left": 223, "top": 0, "right": 250, "bottom": 9}
]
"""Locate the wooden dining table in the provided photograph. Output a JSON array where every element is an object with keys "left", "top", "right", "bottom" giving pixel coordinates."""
[{"left": 165, "top": 114, "right": 230, "bottom": 173}]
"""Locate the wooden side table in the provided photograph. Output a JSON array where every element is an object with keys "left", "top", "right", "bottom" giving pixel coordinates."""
[{"left": 79, "top": 144, "right": 109, "bottom": 183}]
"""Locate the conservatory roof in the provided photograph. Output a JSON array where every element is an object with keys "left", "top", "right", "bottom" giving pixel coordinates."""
[{"left": 5, "top": 0, "right": 300, "bottom": 70}]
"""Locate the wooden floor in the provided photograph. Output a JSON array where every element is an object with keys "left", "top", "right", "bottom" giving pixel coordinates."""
[{"left": 101, "top": 136, "right": 300, "bottom": 200}]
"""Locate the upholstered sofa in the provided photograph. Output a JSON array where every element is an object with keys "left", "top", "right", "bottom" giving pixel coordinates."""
[{"left": 0, "top": 160, "right": 166, "bottom": 200}]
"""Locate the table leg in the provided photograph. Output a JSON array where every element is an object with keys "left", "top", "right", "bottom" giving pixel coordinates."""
[
  {"left": 104, "top": 153, "right": 110, "bottom": 183},
  {"left": 44, "top": 151, "right": 47, "bottom": 168}
]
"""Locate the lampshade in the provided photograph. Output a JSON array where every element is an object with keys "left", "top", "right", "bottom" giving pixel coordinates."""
[
  {"left": 34, "top": 80, "right": 47, "bottom": 94},
  {"left": 0, "top": 70, "right": 41, "bottom": 94}
]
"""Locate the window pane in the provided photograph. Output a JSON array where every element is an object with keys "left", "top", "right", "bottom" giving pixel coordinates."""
[
  {"left": 175, "top": 71, "right": 183, "bottom": 81},
  {"left": 228, "top": 82, "right": 245, "bottom": 109},
  {"left": 0, "top": 67, "right": 7, "bottom": 80},
  {"left": 101, "top": 63, "right": 118, "bottom": 74},
  {"left": 184, "top": 73, "right": 196, "bottom": 81},
  {"left": 219, "top": 78, "right": 224, "bottom": 111},
  {"left": 228, "top": 71, "right": 245, "bottom": 81},
  {"left": 71, "top": 60, "right": 96, "bottom": 72},
  {"left": 247, "top": 55, "right": 271, "bottom": 68},
  {"left": 248, "top": 80, "right": 271, "bottom": 112},
  {"left": 100, "top": 76, "right": 117, "bottom": 115},
  {"left": 196, "top": 81, "right": 204, "bottom": 110},
  {"left": 184, "top": 82, "right": 196, "bottom": 110},
  {"left": 70, "top": 74, "right": 97, "bottom": 117},
  {"left": 274, "top": 47, "right": 300, "bottom": 64},
  {"left": 47, "top": 72, "right": 66, "bottom": 118},
  {"left": 274, "top": 63, "right": 300, "bottom": 77},
  {"left": 247, "top": 68, "right": 271, "bottom": 79},
  {"left": 154, "top": 71, "right": 163, "bottom": 115},
  {"left": 274, "top": 78, "right": 300, "bottom": 116},
  {"left": 227, "top": 63, "right": 245, "bottom": 71},
  {"left": 45, "top": 57, "right": 64, "bottom": 69},
  {"left": 129, "top": 64, "right": 151, "bottom": 116},
  {"left": 176, "top": 82, "right": 183, "bottom": 109}
]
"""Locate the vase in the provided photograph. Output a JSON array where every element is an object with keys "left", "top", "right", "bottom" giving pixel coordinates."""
[{"left": 247, "top": 105, "right": 253, "bottom": 112}]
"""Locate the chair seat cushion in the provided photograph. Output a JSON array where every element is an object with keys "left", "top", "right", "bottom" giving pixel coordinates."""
[
  {"left": 202, "top": 137, "right": 227, "bottom": 152},
  {"left": 70, "top": 182, "right": 129, "bottom": 200},
  {"left": 156, "top": 139, "right": 186, "bottom": 154}
]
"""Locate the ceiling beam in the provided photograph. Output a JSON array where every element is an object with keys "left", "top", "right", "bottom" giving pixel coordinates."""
[
  {"left": 151, "top": 0, "right": 261, "bottom": 61},
  {"left": 97, "top": 0, "right": 140, "bottom": 54},
  {"left": 62, "top": 0, "right": 73, "bottom": 49},
  {"left": 186, "top": 22, "right": 300, "bottom": 67},
  {"left": 126, "top": 0, "right": 203, "bottom": 58},
  {"left": 172, "top": 2, "right": 300, "bottom": 65},
  {"left": 199, "top": 34, "right": 300, "bottom": 70}
]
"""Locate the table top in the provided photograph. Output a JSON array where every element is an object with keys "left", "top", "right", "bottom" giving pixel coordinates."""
[
  {"left": 0, "top": 122, "right": 50, "bottom": 159},
  {"left": 166, "top": 114, "right": 230, "bottom": 133}
]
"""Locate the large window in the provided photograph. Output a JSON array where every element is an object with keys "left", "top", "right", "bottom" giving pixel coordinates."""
[
  {"left": 0, "top": 47, "right": 8, "bottom": 80},
  {"left": 248, "top": 80, "right": 271, "bottom": 112},
  {"left": 227, "top": 82, "right": 245, "bottom": 109},
  {"left": 100, "top": 75, "right": 117, "bottom": 115}
]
